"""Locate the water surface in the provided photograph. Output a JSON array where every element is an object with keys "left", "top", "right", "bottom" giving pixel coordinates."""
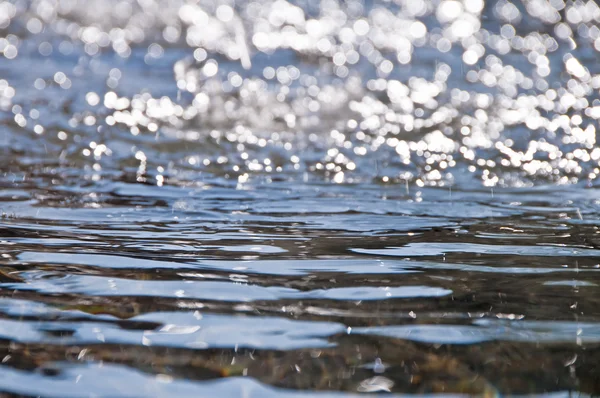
[{"left": 2, "top": 0, "right": 600, "bottom": 396}]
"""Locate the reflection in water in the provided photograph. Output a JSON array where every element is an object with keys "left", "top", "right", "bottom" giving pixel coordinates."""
[{"left": 2, "top": 0, "right": 600, "bottom": 396}]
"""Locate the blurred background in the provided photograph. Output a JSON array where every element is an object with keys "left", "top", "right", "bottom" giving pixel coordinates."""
[{"left": 2, "top": 0, "right": 599, "bottom": 186}]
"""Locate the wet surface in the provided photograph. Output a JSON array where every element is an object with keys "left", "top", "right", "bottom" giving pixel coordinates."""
[{"left": 2, "top": 0, "right": 600, "bottom": 396}]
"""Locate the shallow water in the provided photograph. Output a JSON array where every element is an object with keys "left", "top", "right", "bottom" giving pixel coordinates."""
[{"left": 2, "top": 0, "right": 600, "bottom": 396}]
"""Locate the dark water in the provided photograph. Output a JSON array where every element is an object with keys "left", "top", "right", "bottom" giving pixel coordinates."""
[{"left": 2, "top": 0, "right": 600, "bottom": 396}]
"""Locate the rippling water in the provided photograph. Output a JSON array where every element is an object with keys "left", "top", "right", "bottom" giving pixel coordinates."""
[{"left": 2, "top": 0, "right": 600, "bottom": 396}]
